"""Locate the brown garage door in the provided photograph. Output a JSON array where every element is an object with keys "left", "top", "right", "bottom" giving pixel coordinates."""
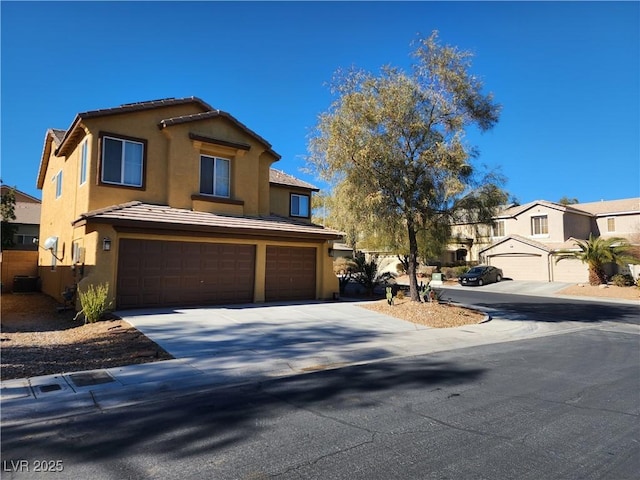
[
  {"left": 265, "top": 246, "right": 316, "bottom": 301},
  {"left": 117, "top": 239, "right": 255, "bottom": 308}
]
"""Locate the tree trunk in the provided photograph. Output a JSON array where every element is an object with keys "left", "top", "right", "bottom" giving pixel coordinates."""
[
  {"left": 406, "top": 221, "right": 420, "bottom": 301},
  {"left": 588, "top": 264, "right": 606, "bottom": 286}
]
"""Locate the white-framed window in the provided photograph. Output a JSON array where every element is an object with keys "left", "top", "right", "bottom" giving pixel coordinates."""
[
  {"left": 607, "top": 217, "right": 615, "bottom": 232},
  {"left": 290, "top": 193, "right": 310, "bottom": 218},
  {"left": 492, "top": 220, "right": 505, "bottom": 237},
  {"left": 199, "top": 155, "right": 230, "bottom": 197},
  {"left": 54, "top": 170, "right": 63, "bottom": 198},
  {"left": 531, "top": 215, "right": 548, "bottom": 235},
  {"left": 80, "top": 139, "right": 88, "bottom": 185},
  {"left": 101, "top": 134, "right": 144, "bottom": 187},
  {"left": 14, "top": 234, "right": 38, "bottom": 246}
]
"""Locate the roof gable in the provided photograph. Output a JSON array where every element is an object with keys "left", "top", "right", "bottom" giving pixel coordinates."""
[{"left": 497, "top": 200, "right": 591, "bottom": 219}]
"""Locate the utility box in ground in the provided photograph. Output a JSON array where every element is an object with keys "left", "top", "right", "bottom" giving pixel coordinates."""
[{"left": 13, "top": 276, "right": 40, "bottom": 293}]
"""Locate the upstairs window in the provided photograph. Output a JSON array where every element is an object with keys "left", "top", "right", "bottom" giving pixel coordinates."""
[
  {"left": 101, "top": 134, "right": 144, "bottom": 187},
  {"left": 492, "top": 220, "right": 505, "bottom": 237},
  {"left": 79, "top": 139, "right": 88, "bottom": 185},
  {"left": 199, "top": 155, "right": 230, "bottom": 197},
  {"left": 290, "top": 193, "right": 310, "bottom": 218},
  {"left": 531, "top": 215, "right": 548, "bottom": 235},
  {"left": 607, "top": 217, "right": 615, "bottom": 232},
  {"left": 54, "top": 171, "right": 63, "bottom": 198}
]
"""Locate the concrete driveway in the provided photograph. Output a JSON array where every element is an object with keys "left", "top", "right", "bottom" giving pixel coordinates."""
[{"left": 117, "top": 299, "right": 580, "bottom": 380}]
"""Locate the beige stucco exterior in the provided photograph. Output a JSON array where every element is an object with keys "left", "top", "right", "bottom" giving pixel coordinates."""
[
  {"left": 474, "top": 199, "right": 640, "bottom": 283},
  {"left": 37, "top": 98, "right": 339, "bottom": 307}
]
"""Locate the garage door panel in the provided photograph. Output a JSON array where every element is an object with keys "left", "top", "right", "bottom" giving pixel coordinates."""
[
  {"left": 265, "top": 246, "right": 316, "bottom": 302},
  {"left": 117, "top": 239, "right": 255, "bottom": 309}
]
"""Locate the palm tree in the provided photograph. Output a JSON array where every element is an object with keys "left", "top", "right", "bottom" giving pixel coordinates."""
[{"left": 555, "top": 234, "right": 638, "bottom": 285}]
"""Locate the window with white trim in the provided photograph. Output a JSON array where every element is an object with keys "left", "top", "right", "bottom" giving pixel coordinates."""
[
  {"left": 80, "top": 139, "right": 88, "bottom": 185},
  {"left": 199, "top": 155, "right": 230, "bottom": 197},
  {"left": 54, "top": 171, "right": 63, "bottom": 198},
  {"left": 492, "top": 220, "right": 505, "bottom": 237},
  {"left": 607, "top": 217, "right": 615, "bottom": 232},
  {"left": 101, "top": 135, "right": 144, "bottom": 187},
  {"left": 531, "top": 215, "right": 548, "bottom": 235},
  {"left": 290, "top": 193, "right": 310, "bottom": 218}
]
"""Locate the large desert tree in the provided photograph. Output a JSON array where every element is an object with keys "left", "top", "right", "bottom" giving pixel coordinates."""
[
  {"left": 307, "top": 32, "right": 507, "bottom": 300},
  {"left": 555, "top": 234, "right": 638, "bottom": 285}
]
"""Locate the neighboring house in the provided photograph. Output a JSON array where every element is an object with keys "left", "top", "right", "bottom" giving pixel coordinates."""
[
  {"left": 36, "top": 97, "right": 341, "bottom": 308},
  {"left": 1, "top": 186, "right": 41, "bottom": 250},
  {"left": 446, "top": 198, "right": 640, "bottom": 282}
]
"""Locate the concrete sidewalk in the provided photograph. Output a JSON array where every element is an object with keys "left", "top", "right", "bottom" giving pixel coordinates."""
[{"left": 4, "top": 296, "right": 629, "bottom": 426}]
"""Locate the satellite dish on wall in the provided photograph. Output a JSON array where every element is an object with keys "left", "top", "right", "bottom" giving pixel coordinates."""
[{"left": 43, "top": 236, "right": 58, "bottom": 250}]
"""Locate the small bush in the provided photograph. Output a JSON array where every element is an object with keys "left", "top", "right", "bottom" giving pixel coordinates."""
[
  {"left": 75, "top": 283, "right": 112, "bottom": 324},
  {"left": 611, "top": 274, "right": 635, "bottom": 287},
  {"left": 396, "top": 290, "right": 405, "bottom": 300}
]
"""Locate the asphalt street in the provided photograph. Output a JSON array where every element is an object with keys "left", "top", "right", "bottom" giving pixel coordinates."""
[
  {"left": 2, "top": 321, "right": 638, "bottom": 479},
  {"left": 441, "top": 287, "right": 640, "bottom": 325}
]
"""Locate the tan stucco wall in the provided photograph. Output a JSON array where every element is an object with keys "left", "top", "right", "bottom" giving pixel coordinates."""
[
  {"left": 37, "top": 102, "right": 337, "bottom": 306},
  {"left": 76, "top": 106, "right": 278, "bottom": 215},
  {"left": 596, "top": 213, "right": 640, "bottom": 238},
  {"left": 269, "top": 185, "right": 313, "bottom": 222}
]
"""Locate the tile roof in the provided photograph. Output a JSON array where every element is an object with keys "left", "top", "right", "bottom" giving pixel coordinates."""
[
  {"left": 571, "top": 198, "right": 640, "bottom": 216},
  {"left": 269, "top": 169, "right": 319, "bottom": 191},
  {"left": 496, "top": 198, "right": 640, "bottom": 219},
  {"left": 72, "top": 202, "right": 342, "bottom": 240},
  {"left": 78, "top": 97, "right": 213, "bottom": 120},
  {"left": 50, "top": 128, "right": 66, "bottom": 145}
]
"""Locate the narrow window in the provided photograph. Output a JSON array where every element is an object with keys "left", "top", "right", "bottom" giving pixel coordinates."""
[
  {"left": 80, "top": 139, "right": 88, "bottom": 185},
  {"left": 290, "top": 193, "right": 310, "bottom": 218},
  {"left": 199, "top": 155, "right": 230, "bottom": 197},
  {"left": 607, "top": 217, "right": 615, "bottom": 232},
  {"left": 55, "top": 171, "right": 63, "bottom": 198},
  {"left": 492, "top": 220, "right": 505, "bottom": 237},
  {"left": 531, "top": 215, "right": 548, "bottom": 235}
]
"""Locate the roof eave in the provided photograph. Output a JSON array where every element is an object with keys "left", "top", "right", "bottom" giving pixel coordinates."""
[{"left": 75, "top": 216, "right": 342, "bottom": 241}]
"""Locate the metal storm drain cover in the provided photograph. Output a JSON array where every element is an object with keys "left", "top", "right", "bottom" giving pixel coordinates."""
[{"left": 68, "top": 371, "right": 115, "bottom": 387}]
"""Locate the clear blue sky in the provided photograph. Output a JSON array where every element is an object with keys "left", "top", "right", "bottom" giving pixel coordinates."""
[{"left": 1, "top": 1, "right": 638, "bottom": 204}]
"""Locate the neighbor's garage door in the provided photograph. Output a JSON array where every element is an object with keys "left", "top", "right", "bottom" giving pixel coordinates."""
[
  {"left": 488, "top": 254, "right": 548, "bottom": 282},
  {"left": 117, "top": 239, "right": 255, "bottom": 308},
  {"left": 265, "top": 246, "right": 316, "bottom": 301}
]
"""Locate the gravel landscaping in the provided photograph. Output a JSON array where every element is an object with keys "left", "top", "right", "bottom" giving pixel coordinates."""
[{"left": 1, "top": 293, "right": 173, "bottom": 381}]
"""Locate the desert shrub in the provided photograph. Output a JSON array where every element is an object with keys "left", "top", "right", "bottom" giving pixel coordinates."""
[
  {"left": 611, "top": 274, "right": 635, "bottom": 287},
  {"left": 75, "top": 283, "right": 112, "bottom": 324},
  {"left": 396, "top": 289, "right": 405, "bottom": 300},
  {"left": 352, "top": 255, "right": 395, "bottom": 296},
  {"left": 333, "top": 257, "right": 355, "bottom": 275},
  {"left": 396, "top": 262, "right": 406, "bottom": 275}
]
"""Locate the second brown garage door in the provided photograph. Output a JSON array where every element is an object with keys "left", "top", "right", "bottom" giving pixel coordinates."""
[
  {"left": 265, "top": 246, "right": 316, "bottom": 301},
  {"left": 117, "top": 239, "right": 255, "bottom": 308}
]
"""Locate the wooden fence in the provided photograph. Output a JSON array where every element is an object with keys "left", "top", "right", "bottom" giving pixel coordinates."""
[{"left": 1, "top": 250, "right": 39, "bottom": 292}]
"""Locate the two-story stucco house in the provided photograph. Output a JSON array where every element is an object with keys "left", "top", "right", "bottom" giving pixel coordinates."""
[
  {"left": 36, "top": 97, "right": 341, "bottom": 308},
  {"left": 446, "top": 198, "right": 640, "bottom": 283}
]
